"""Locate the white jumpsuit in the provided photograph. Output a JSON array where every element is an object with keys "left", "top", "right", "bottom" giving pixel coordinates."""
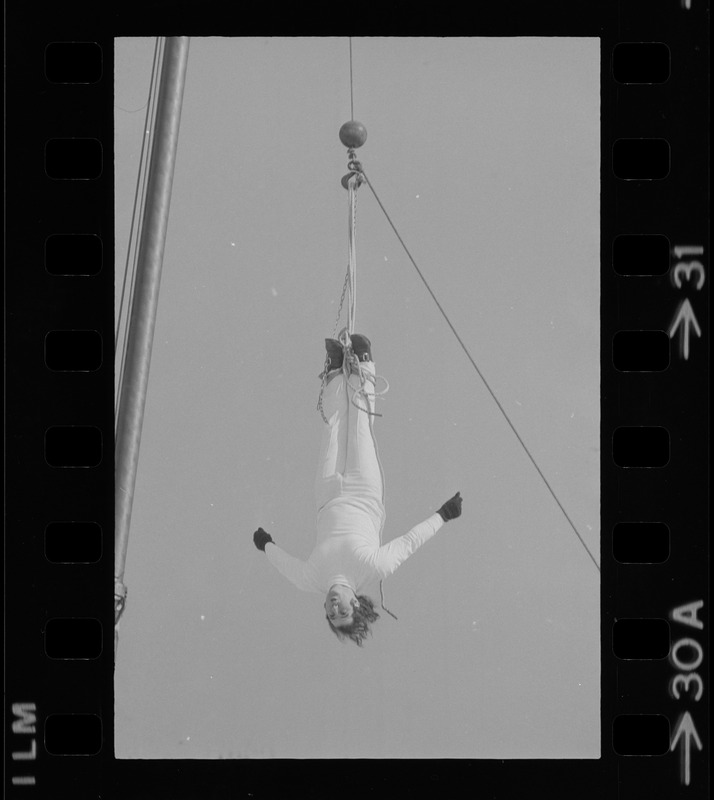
[{"left": 265, "top": 361, "right": 444, "bottom": 594}]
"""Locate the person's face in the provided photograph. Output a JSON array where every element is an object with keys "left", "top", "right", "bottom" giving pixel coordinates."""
[{"left": 324, "top": 585, "right": 360, "bottom": 628}]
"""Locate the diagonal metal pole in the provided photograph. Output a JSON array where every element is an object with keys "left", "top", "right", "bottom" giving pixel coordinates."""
[{"left": 115, "top": 37, "right": 190, "bottom": 639}]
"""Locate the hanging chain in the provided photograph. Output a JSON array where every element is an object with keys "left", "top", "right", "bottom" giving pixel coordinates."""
[
  {"left": 332, "top": 268, "right": 350, "bottom": 339},
  {"left": 346, "top": 147, "right": 363, "bottom": 176},
  {"left": 318, "top": 265, "right": 351, "bottom": 425},
  {"left": 316, "top": 373, "right": 330, "bottom": 424}
]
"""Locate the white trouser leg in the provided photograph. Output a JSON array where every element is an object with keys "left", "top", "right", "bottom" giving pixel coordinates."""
[
  {"left": 314, "top": 370, "right": 348, "bottom": 512},
  {"left": 343, "top": 362, "right": 384, "bottom": 507},
  {"left": 314, "top": 361, "right": 384, "bottom": 514}
]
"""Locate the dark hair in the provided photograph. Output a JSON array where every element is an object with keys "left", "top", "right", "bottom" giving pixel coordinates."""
[{"left": 326, "top": 594, "right": 380, "bottom": 647}]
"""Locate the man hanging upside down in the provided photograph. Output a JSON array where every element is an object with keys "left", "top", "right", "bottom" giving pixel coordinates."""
[{"left": 252, "top": 334, "right": 462, "bottom": 646}]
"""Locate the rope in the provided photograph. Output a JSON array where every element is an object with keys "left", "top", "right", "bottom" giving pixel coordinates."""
[
  {"left": 347, "top": 172, "right": 359, "bottom": 333},
  {"left": 360, "top": 170, "right": 601, "bottom": 574},
  {"left": 316, "top": 344, "right": 390, "bottom": 424},
  {"left": 380, "top": 580, "right": 398, "bottom": 620},
  {"left": 345, "top": 358, "right": 389, "bottom": 417},
  {"left": 318, "top": 168, "right": 381, "bottom": 422}
]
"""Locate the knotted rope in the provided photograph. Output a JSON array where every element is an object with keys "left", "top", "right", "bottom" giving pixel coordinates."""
[{"left": 316, "top": 335, "right": 390, "bottom": 424}]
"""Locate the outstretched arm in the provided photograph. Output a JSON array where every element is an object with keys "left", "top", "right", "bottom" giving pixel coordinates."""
[
  {"left": 372, "top": 492, "right": 463, "bottom": 578},
  {"left": 252, "top": 527, "right": 316, "bottom": 592}
]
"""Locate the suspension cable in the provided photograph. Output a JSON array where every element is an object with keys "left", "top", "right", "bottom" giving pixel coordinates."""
[
  {"left": 349, "top": 37, "right": 354, "bottom": 121},
  {"left": 360, "top": 169, "right": 600, "bottom": 574}
]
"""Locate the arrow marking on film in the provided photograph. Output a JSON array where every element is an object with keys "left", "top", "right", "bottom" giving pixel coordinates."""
[
  {"left": 668, "top": 299, "right": 702, "bottom": 360},
  {"left": 670, "top": 711, "right": 703, "bottom": 786}
]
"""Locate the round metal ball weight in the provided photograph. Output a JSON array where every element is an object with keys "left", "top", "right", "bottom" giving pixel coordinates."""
[{"left": 339, "top": 120, "right": 368, "bottom": 148}]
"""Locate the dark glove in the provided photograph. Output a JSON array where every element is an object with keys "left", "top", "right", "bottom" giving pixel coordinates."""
[
  {"left": 253, "top": 527, "right": 274, "bottom": 551},
  {"left": 437, "top": 492, "right": 463, "bottom": 522}
]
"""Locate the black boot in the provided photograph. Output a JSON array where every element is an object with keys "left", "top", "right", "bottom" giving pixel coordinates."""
[
  {"left": 350, "top": 334, "right": 372, "bottom": 362},
  {"left": 324, "top": 338, "right": 344, "bottom": 371}
]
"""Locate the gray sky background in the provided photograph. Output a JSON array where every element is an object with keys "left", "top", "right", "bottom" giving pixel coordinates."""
[{"left": 114, "top": 37, "right": 601, "bottom": 759}]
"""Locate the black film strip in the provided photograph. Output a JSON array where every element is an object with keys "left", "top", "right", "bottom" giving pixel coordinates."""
[{"left": 5, "top": 2, "right": 709, "bottom": 798}]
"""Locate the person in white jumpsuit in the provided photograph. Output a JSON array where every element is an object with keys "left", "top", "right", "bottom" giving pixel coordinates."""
[{"left": 253, "top": 335, "right": 463, "bottom": 646}]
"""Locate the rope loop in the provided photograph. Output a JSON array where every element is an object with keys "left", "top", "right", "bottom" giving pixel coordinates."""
[{"left": 345, "top": 357, "right": 389, "bottom": 417}]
